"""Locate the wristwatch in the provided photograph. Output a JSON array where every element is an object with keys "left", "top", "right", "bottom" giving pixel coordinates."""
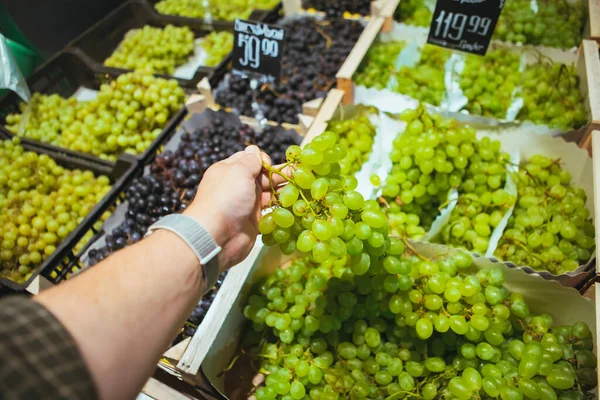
[{"left": 146, "top": 214, "right": 222, "bottom": 294}]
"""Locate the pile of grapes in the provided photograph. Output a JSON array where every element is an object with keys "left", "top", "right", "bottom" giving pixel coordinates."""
[
  {"left": 459, "top": 48, "right": 522, "bottom": 119},
  {"left": 0, "top": 138, "right": 112, "bottom": 284},
  {"left": 154, "top": 0, "right": 280, "bottom": 20},
  {"left": 201, "top": 31, "right": 233, "bottom": 67},
  {"left": 495, "top": 155, "right": 594, "bottom": 275},
  {"left": 375, "top": 107, "right": 593, "bottom": 273},
  {"left": 301, "top": 0, "right": 372, "bottom": 18},
  {"left": 246, "top": 124, "right": 597, "bottom": 399},
  {"left": 241, "top": 252, "right": 597, "bottom": 400},
  {"left": 4, "top": 73, "right": 185, "bottom": 161},
  {"left": 354, "top": 41, "right": 404, "bottom": 90},
  {"left": 104, "top": 25, "right": 195, "bottom": 74},
  {"left": 355, "top": 42, "right": 450, "bottom": 106},
  {"left": 394, "top": 0, "right": 433, "bottom": 26},
  {"left": 215, "top": 17, "right": 363, "bottom": 124},
  {"left": 325, "top": 114, "right": 376, "bottom": 176},
  {"left": 516, "top": 62, "right": 587, "bottom": 130},
  {"left": 86, "top": 112, "right": 299, "bottom": 342},
  {"left": 494, "top": 0, "right": 586, "bottom": 49}
]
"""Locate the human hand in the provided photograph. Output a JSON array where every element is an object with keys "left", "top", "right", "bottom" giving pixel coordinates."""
[{"left": 184, "top": 145, "right": 280, "bottom": 271}]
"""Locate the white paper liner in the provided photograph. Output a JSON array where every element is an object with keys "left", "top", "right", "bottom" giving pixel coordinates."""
[
  {"left": 422, "top": 189, "right": 458, "bottom": 242},
  {"left": 72, "top": 87, "right": 98, "bottom": 102},
  {"left": 173, "top": 37, "right": 211, "bottom": 80},
  {"left": 441, "top": 53, "right": 467, "bottom": 112},
  {"left": 201, "top": 242, "right": 596, "bottom": 397},
  {"left": 353, "top": 112, "right": 383, "bottom": 199}
]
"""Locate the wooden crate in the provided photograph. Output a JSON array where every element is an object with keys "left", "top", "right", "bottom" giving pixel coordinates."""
[
  {"left": 187, "top": 77, "right": 316, "bottom": 136},
  {"left": 585, "top": 0, "right": 600, "bottom": 43},
  {"left": 577, "top": 41, "right": 600, "bottom": 150}
]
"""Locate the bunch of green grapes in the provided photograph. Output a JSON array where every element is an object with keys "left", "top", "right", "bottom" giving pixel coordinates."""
[
  {"left": 459, "top": 48, "right": 522, "bottom": 119},
  {"left": 495, "top": 155, "right": 594, "bottom": 274},
  {"left": 155, "top": 0, "right": 279, "bottom": 20},
  {"left": 201, "top": 31, "right": 234, "bottom": 67},
  {"left": 394, "top": 0, "right": 433, "bottom": 26},
  {"left": 379, "top": 106, "right": 480, "bottom": 240},
  {"left": 105, "top": 25, "right": 195, "bottom": 74},
  {"left": 326, "top": 114, "right": 376, "bottom": 176},
  {"left": 517, "top": 62, "right": 587, "bottom": 130},
  {"left": 437, "top": 137, "right": 514, "bottom": 254},
  {"left": 493, "top": 0, "right": 585, "bottom": 49},
  {"left": 0, "top": 138, "right": 112, "bottom": 284},
  {"left": 259, "top": 131, "right": 402, "bottom": 273},
  {"left": 242, "top": 250, "right": 597, "bottom": 400},
  {"left": 5, "top": 72, "right": 185, "bottom": 160},
  {"left": 392, "top": 45, "right": 451, "bottom": 106},
  {"left": 354, "top": 41, "right": 405, "bottom": 89}
]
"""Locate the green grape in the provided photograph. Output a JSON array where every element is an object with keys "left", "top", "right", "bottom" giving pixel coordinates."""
[
  {"left": 355, "top": 41, "right": 405, "bottom": 89},
  {"left": 5, "top": 73, "right": 185, "bottom": 161},
  {"left": 326, "top": 115, "right": 376, "bottom": 175},
  {"left": 201, "top": 31, "right": 234, "bottom": 67},
  {"left": 459, "top": 47, "right": 522, "bottom": 119},
  {"left": 395, "top": 0, "right": 433, "bottom": 26},
  {"left": 0, "top": 138, "right": 111, "bottom": 283},
  {"left": 493, "top": 0, "right": 585, "bottom": 49},
  {"left": 154, "top": 0, "right": 279, "bottom": 20},
  {"left": 517, "top": 62, "right": 587, "bottom": 130},
  {"left": 495, "top": 155, "right": 594, "bottom": 274},
  {"left": 105, "top": 25, "right": 195, "bottom": 74}
]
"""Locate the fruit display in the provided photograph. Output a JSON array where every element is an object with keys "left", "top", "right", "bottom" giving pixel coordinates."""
[
  {"left": 355, "top": 42, "right": 450, "bottom": 106},
  {"left": 495, "top": 155, "right": 594, "bottom": 275},
  {"left": 494, "top": 0, "right": 586, "bottom": 49},
  {"left": 0, "top": 138, "right": 112, "bottom": 284},
  {"left": 354, "top": 41, "right": 405, "bottom": 90},
  {"left": 516, "top": 61, "right": 587, "bottom": 130},
  {"left": 215, "top": 17, "right": 363, "bottom": 124},
  {"left": 4, "top": 73, "right": 185, "bottom": 161},
  {"left": 154, "top": 0, "right": 280, "bottom": 20},
  {"left": 201, "top": 31, "right": 234, "bottom": 67},
  {"left": 394, "top": 0, "right": 433, "bottom": 26},
  {"left": 240, "top": 251, "right": 597, "bottom": 400},
  {"left": 86, "top": 111, "right": 299, "bottom": 342},
  {"left": 104, "top": 25, "right": 195, "bottom": 74},
  {"left": 325, "top": 114, "right": 376, "bottom": 176},
  {"left": 301, "top": 0, "right": 372, "bottom": 18},
  {"left": 459, "top": 47, "right": 522, "bottom": 119}
]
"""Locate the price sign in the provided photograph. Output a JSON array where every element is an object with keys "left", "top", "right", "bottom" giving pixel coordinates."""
[
  {"left": 427, "top": 0, "right": 505, "bottom": 55},
  {"left": 232, "top": 19, "right": 286, "bottom": 84}
]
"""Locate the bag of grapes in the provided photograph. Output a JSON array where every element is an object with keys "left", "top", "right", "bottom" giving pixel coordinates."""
[{"left": 199, "top": 242, "right": 598, "bottom": 400}]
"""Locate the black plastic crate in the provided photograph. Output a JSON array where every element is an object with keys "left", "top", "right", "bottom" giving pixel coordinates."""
[
  {"left": 68, "top": 0, "right": 233, "bottom": 88},
  {"left": 0, "top": 131, "right": 140, "bottom": 292},
  {"left": 0, "top": 49, "right": 188, "bottom": 167},
  {"left": 147, "top": 0, "right": 282, "bottom": 25}
]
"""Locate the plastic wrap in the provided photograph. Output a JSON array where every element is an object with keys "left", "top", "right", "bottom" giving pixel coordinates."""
[{"left": 0, "top": 34, "right": 31, "bottom": 102}]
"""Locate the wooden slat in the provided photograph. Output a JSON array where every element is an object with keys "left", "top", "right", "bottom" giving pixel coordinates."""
[
  {"left": 336, "top": 17, "right": 385, "bottom": 81},
  {"left": 197, "top": 78, "right": 216, "bottom": 109},
  {"left": 301, "top": 89, "right": 345, "bottom": 145},
  {"left": 185, "top": 94, "right": 206, "bottom": 115},
  {"left": 282, "top": 0, "right": 302, "bottom": 16},
  {"left": 577, "top": 41, "right": 600, "bottom": 150},
  {"left": 142, "top": 378, "right": 195, "bottom": 400},
  {"left": 596, "top": 284, "right": 600, "bottom": 385},
  {"left": 302, "top": 98, "right": 324, "bottom": 117},
  {"left": 588, "top": 0, "right": 600, "bottom": 42}
]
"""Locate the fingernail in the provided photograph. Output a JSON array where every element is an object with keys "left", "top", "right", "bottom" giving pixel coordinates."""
[
  {"left": 246, "top": 145, "right": 260, "bottom": 154},
  {"left": 260, "top": 152, "right": 272, "bottom": 165}
]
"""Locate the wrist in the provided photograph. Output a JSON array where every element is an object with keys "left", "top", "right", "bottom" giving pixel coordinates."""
[{"left": 183, "top": 207, "right": 229, "bottom": 250}]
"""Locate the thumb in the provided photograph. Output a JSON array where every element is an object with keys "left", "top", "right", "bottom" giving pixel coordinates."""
[{"left": 237, "top": 145, "right": 263, "bottom": 178}]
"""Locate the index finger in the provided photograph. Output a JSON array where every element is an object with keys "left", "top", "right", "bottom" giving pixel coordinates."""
[{"left": 260, "top": 164, "right": 293, "bottom": 190}]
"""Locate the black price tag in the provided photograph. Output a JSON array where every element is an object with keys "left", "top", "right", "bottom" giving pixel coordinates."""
[
  {"left": 232, "top": 19, "right": 286, "bottom": 84},
  {"left": 427, "top": 0, "right": 505, "bottom": 55}
]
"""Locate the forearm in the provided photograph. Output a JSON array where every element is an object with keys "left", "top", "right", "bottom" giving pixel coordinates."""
[{"left": 36, "top": 230, "right": 203, "bottom": 400}]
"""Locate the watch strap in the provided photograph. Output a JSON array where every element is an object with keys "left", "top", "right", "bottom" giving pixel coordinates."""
[{"left": 146, "top": 214, "right": 221, "bottom": 293}]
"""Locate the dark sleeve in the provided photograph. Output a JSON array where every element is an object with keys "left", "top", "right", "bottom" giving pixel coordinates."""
[{"left": 0, "top": 296, "right": 98, "bottom": 400}]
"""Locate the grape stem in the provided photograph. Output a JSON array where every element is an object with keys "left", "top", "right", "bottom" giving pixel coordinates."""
[
  {"left": 262, "top": 162, "right": 317, "bottom": 216},
  {"left": 397, "top": 236, "right": 430, "bottom": 262},
  {"left": 386, "top": 391, "right": 424, "bottom": 400}
]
